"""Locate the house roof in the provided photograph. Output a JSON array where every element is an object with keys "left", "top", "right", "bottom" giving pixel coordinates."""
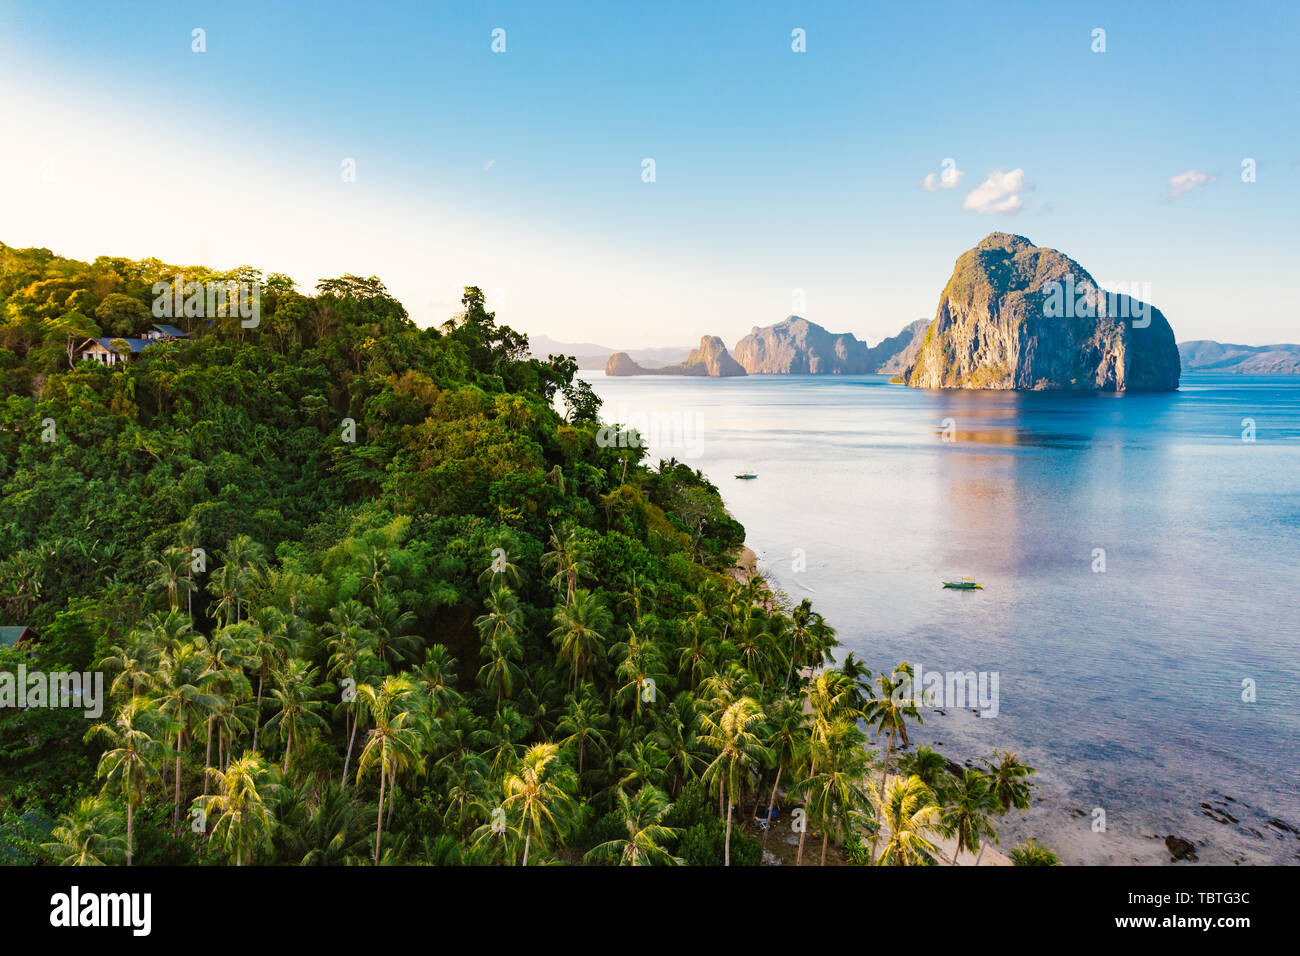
[
  {"left": 152, "top": 324, "right": 188, "bottom": 338},
  {"left": 0, "top": 626, "right": 32, "bottom": 647},
  {"left": 91, "top": 337, "right": 152, "bottom": 353}
]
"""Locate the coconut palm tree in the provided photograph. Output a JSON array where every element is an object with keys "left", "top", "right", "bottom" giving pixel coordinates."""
[
  {"left": 869, "top": 774, "right": 943, "bottom": 866},
  {"left": 585, "top": 785, "right": 684, "bottom": 865},
  {"left": 501, "top": 742, "right": 576, "bottom": 865},
  {"left": 760, "top": 695, "right": 808, "bottom": 848},
  {"left": 899, "top": 744, "right": 951, "bottom": 801},
  {"left": 549, "top": 588, "right": 613, "bottom": 690},
  {"left": 477, "top": 540, "right": 525, "bottom": 591},
  {"left": 247, "top": 606, "right": 298, "bottom": 752},
  {"left": 651, "top": 692, "right": 702, "bottom": 797},
  {"left": 193, "top": 752, "right": 281, "bottom": 865},
  {"left": 474, "top": 587, "right": 525, "bottom": 709},
  {"left": 541, "top": 524, "right": 590, "bottom": 601},
  {"left": 983, "top": 749, "right": 1037, "bottom": 815},
  {"left": 84, "top": 698, "right": 165, "bottom": 865},
  {"left": 264, "top": 658, "right": 329, "bottom": 773},
  {"left": 370, "top": 591, "right": 421, "bottom": 671},
  {"left": 147, "top": 546, "right": 193, "bottom": 611},
  {"left": 194, "top": 627, "right": 254, "bottom": 793},
  {"left": 356, "top": 676, "right": 422, "bottom": 864},
  {"left": 98, "top": 633, "right": 157, "bottom": 701},
  {"left": 42, "top": 796, "right": 126, "bottom": 866},
  {"left": 1010, "top": 838, "right": 1060, "bottom": 866},
  {"left": 611, "top": 629, "right": 665, "bottom": 720},
  {"left": 555, "top": 686, "right": 608, "bottom": 778},
  {"left": 863, "top": 662, "right": 923, "bottom": 862},
  {"left": 699, "top": 697, "right": 770, "bottom": 866},
  {"left": 153, "top": 641, "right": 221, "bottom": 832},
  {"left": 211, "top": 534, "right": 267, "bottom": 623},
  {"left": 943, "top": 768, "right": 999, "bottom": 865},
  {"left": 790, "top": 718, "right": 870, "bottom": 864}
]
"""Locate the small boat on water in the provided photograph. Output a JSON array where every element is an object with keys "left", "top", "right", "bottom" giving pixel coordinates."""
[
  {"left": 942, "top": 577, "right": 983, "bottom": 590},
  {"left": 734, "top": 474, "right": 757, "bottom": 480}
]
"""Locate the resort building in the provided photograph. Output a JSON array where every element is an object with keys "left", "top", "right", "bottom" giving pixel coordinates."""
[{"left": 78, "top": 324, "right": 189, "bottom": 366}]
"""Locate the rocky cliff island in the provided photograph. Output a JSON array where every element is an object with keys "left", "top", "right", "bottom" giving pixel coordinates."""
[
  {"left": 606, "top": 335, "right": 746, "bottom": 376},
  {"left": 901, "top": 233, "right": 1180, "bottom": 391}
]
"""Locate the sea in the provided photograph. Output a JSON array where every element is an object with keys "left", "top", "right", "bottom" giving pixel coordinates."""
[{"left": 584, "top": 370, "right": 1300, "bottom": 865}]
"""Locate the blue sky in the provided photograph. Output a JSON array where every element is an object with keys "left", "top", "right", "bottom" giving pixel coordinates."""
[{"left": 1, "top": 0, "right": 1297, "bottom": 346}]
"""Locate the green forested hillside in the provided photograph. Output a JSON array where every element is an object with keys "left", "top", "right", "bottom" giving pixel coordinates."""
[{"left": 0, "top": 242, "right": 1034, "bottom": 866}]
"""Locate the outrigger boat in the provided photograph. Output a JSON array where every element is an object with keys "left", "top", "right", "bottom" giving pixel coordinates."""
[
  {"left": 734, "top": 474, "right": 757, "bottom": 480},
  {"left": 942, "top": 577, "right": 982, "bottom": 590}
]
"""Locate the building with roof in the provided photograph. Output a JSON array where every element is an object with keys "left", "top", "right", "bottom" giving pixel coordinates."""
[{"left": 78, "top": 325, "right": 188, "bottom": 366}]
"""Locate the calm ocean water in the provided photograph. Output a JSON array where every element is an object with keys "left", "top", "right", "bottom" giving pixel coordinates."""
[{"left": 585, "top": 370, "right": 1300, "bottom": 864}]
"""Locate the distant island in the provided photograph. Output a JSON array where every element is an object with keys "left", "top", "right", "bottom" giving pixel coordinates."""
[
  {"left": 901, "top": 233, "right": 1180, "bottom": 391},
  {"left": 547, "top": 235, "right": 1298, "bottom": 386},
  {"left": 607, "top": 335, "right": 746, "bottom": 376},
  {"left": 1178, "top": 341, "right": 1300, "bottom": 374},
  {"left": 603, "top": 318, "right": 929, "bottom": 377}
]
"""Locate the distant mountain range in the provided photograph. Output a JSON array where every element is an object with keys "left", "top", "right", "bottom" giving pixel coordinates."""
[
  {"left": 526, "top": 334, "right": 692, "bottom": 370},
  {"left": 531, "top": 251, "right": 1300, "bottom": 385},
  {"left": 599, "top": 317, "right": 931, "bottom": 377},
  {"left": 1178, "top": 341, "right": 1300, "bottom": 374}
]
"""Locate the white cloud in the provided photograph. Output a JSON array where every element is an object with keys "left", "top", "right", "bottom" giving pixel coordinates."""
[
  {"left": 921, "top": 162, "right": 964, "bottom": 191},
  {"left": 963, "top": 169, "right": 1027, "bottom": 214},
  {"left": 1164, "top": 169, "right": 1216, "bottom": 200}
]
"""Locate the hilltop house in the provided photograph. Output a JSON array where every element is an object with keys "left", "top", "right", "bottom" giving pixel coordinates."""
[
  {"left": 0, "top": 625, "right": 36, "bottom": 649},
  {"left": 79, "top": 324, "right": 189, "bottom": 366}
]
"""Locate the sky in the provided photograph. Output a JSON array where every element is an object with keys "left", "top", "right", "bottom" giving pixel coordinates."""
[{"left": 1, "top": 0, "right": 1297, "bottom": 348}]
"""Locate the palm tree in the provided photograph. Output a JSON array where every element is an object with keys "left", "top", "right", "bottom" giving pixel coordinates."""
[
  {"left": 477, "top": 540, "right": 524, "bottom": 591},
  {"left": 177, "top": 518, "right": 202, "bottom": 616},
  {"left": 248, "top": 607, "right": 298, "bottom": 751},
  {"left": 585, "top": 786, "right": 683, "bottom": 865},
  {"left": 501, "top": 742, "right": 576, "bottom": 865},
  {"left": 1010, "top": 838, "right": 1060, "bottom": 866},
  {"left": 943, "top": 768, "right": 999, "bottom": 865},
  {"left": 699, "top": 697, "right": 770, "bottom": 866},
  {"left": 869, "top": 774, "right": 943, "bottom": 866},
  {"left": 474, "top": 587, "right": 525, "bottom": 709},
  {"left": 550, "top": 588, "right": 612, "bottom": 689},
  {"left": 211, "top": 534, "right": 267, "bottom": 623},
  {"left": 611, "top": 629, "right": 665, "bottom": 720},
  {"left": 153, "top": 641, "right": 221, "bottom": 832},
  {"left": 194, "top": 627, "right": 253, "bottom": 793},
  {"left": 863, "top": 662, "right": 922, "bottom": 862},
  {"left": 193, "top": 752, "right": 280, "bottom": 865},
  {"left": 793, "top": 669, "right": 859, "bottom": 865},
  {"left": 84, "top": 698, "right": 165, "bottom": 865},
  {"left": 541, "top": 524, "right": 590, "bottom": 601},
  {"left": 414, "top": 645, "right": 461, "bottom": 718},
  {"left": 555, "top": 686, "right": 608, "bottom": 778},
  {"left": 147, "top": 546, "right": 193, "bottom": 611},
  {"left": 370, "top": 591, "right": 421, "bottom": 671},
  {"left": 760, "top": 696, "right": 807, "bottom": 848},
  {"left": 42, "top": 796, "right": 126, "bottom": 865},
  {"left": 98, "top": 633, "right": 157, "bottom": 701},
  {"left": 323, "top": 604, "right": 381, "bottom": 785},
  {"left": 790, "top": 718, "right": 870, "bottom": 864},
  {"left": 983, "top": 750, "right": 1037, "bottom": 815},
  {"left": 264, "top": 658, "right": 329, "bottom": 773},
  {"left": 651, "top": 692, "right": 702, "bottom": 797},
  {"left": 356, "top": 676, "right": 422, "bottom": 864},
  {"left": 900, "top": 744, "right": 951, "bottom": 801}
]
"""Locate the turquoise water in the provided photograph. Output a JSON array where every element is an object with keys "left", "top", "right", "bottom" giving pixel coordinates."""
[{"left": 586, "top": 371, "right": 1300, "bottom": 864}]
